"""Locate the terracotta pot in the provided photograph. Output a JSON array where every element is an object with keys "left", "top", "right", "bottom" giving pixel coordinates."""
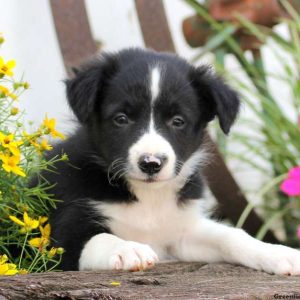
[
  {"left": 208, "top": 0, "right": 285, "bottom": 27},
  {"left": 235, "top": 30, "right": 262, "bottom": 50},
  {"left": 182, "top": 15, "right": 213, "bottom": 47},
  {"left": 182, "top": 15, "right": 261, "bottom": 50},
  {"left": 182, "top": 0, "right": 300, "bottom": 50}
]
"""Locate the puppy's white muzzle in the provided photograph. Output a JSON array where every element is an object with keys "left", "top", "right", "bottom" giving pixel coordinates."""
[{"left": 128, "top": 131, "right": 176, "bottom": 182}]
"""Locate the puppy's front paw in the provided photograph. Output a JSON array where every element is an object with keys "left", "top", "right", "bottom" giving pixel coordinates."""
[
  {"left": 259, "top": 245, "right": 300, "bottom": 275},
  {"left": 109, "top": 241, "right": 159, "bottom": 271}
]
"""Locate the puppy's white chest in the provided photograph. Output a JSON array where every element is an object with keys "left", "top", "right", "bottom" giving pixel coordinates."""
[{"left": 94, "top": 186, "right": 200, "bottom": 257}]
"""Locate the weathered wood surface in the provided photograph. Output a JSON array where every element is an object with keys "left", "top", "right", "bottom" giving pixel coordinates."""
[{"left": 0, "top": 262, "right": 299, "bottom": 299}]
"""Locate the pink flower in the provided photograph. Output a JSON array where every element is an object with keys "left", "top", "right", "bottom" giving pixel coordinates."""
[
  {"left": 298, "top": 226, "right": 300, "bottom": 240},
  {"left": 280, "top": 166, "right": 300, "bottom": 196}
]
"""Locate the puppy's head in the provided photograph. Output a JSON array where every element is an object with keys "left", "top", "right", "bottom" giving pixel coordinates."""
[{"left": 66, "top": 48, "right": 240, "bottom": 187}]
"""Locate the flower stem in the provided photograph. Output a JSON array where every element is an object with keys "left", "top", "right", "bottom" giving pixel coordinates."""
[{"left": 18, "top": 232, "right": 28, "bottom": 269}]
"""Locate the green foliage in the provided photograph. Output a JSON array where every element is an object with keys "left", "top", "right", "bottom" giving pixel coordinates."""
[{"left": 0, "top": 35, "right": 66, "bottom": 275}]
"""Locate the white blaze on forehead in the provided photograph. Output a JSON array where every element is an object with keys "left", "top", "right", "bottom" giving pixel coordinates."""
[
  {"left": 150, "top": 66, "right": 161, "bottom": 102},
  {"left": 126, "top": 64, "right": 177, "bottom": 182}
]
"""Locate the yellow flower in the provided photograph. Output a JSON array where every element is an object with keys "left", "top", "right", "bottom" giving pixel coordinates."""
[
  {"left": 0, "top": 132, "right": 13, "bottom": 145},
  {"left": 0, "top": 132, "right": 22, "bottom": 156},
  {"left": 47, "top": 247, "right": 57, "bottom": 258},
  {"left": 22, "top": 131, "right": 39, "bottom": 148},
  {"left": 29, "top": 223, "right": 51, "bottom": 250},
  {"left": 43, "top": 115, "right": 65, "bottom": 140},
  {"left": 0, "top": 154, "right": 25, "bottom": 177},
  {"left": 0, "top": 85, "right": 9, "bottom": 96},
  {"left": 0, "top": 255, "right": 8, "bottom": 265},
  {"left": 9, "top": 212, "right": 39, "bottom": 232},
  {"left": 10, "top": 107, "right": 19, "bottom": 116},
  {"left": 39, "top": 139, "right": 53, "bottom": 152},
  {"left": 0, "top": 57, "right": 16, "bottom": 77},
  {"left": 0, "top": 255, "right": 18, "bottom": 276},
  {"left": 0, "top": 85, "right": 17, "bottom": 100},
  {"left": 23, "top": 132, "right": 52, "bottom": 154}
]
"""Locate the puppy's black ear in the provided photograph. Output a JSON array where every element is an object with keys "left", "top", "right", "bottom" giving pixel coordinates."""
[
  {"left": 190, "top": 66, "right": 240, "bottom": 134},
  {"left": 66, "top": 54, "right": 118, "bottom": 123}
]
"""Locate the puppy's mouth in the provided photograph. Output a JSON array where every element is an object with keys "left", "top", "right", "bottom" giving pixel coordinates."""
[
  {"left": 143, "top": 176, "right": 158, "bottom": 183},
  {"left": 128, "top": 174, "right": 175, "bottom": 184}
]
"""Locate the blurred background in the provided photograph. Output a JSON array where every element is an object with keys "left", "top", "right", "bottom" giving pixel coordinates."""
[{"left": 1, "top": 0, "right": 299, "bottom": 246}]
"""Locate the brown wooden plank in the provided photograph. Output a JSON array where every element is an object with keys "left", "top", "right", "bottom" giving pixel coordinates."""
[
  {"left": 0, "top": 262, "right": 299, "bottom": 299},
  {"left": 134, "top": 0, "right": 278, "bottom": 243},
  {"left": 135, "top": 0, "right": 176, "bottom": 52},
  {"left": 49, "top": 0, "right": 97, "bottom": 75}
]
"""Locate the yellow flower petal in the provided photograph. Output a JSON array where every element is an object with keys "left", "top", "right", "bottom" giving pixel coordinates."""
[
  {"left": 43, "top": 115, "right": 65, "bottom": 140},
  {"left": 2, "top": 164, "right": 11, "bottom": 173},
  {"left": 23, "top": 212, "right": 29, "bottom": 224},
  {"left": 0, "top": 58, "right": 16, "bottom": 77},
  {"left": 40, "top": 139, "right": 53, "bottom": 151},
  {"left": 0, "top": 254, "right": 8, "bottom": 264},
  {"left": 9, "top": 215, "right": 25, "bottom": 227},
  {"left": 0, "top": 259, "right": 18, "bottom": 276},
  {"left": 11, "top": 166, "right": 26, "bottom": 177},
  {"left": 5, "top": 264, "right": 18, "bottom": 276},
  {"left": 29, "top": 237, "right": 42, "bottom": 248},
  {"left": 48, "top": 247, "right": 57, "bottom": 258},
  {"left": 31, "top": 220, "right": 39, "bottom": 229},
  {"left": 7, "top": 60, "right": 16, "bottom": 69},
  {"left": 0, "top": 264, "right": 9, "bottom": 275},
  {"left": 53, "top": 131, "right": 65, "bottom": 140},
  {"left": 39, "top": 216, "right": 48, "bottom": 225},
  {"left": 9, "top": 146, "right": 21, "bottom": 157},
  {"left": 43, "top": 224, "right": 51, "bottom": 237}
]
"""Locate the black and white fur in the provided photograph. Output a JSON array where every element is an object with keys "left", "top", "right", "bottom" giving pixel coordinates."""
[{"left": 44, "top": 48, "right": 300, "bottom": 274}]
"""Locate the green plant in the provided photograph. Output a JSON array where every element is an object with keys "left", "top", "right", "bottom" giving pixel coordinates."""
[
  {"left": 0, "top": 34, "right": 66, "bottom": 275},
  {"left": 185, "top": 0, "right": 300, "bottom": 246}
]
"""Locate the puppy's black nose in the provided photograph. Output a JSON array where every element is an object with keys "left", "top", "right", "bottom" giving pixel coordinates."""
[{"left": 138, "top": 155, "right": 167, "bottom": 175}]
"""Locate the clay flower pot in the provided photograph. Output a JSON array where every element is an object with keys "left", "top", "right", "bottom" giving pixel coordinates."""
[
  {"left": 182, "top": 0, "right": 290, "bottom": 50},
  {"left": 209, "top": 0, "right": 285, "bottom": 27},
  {"left": 182, "top": 15, "right": 213, "bottom": 48}
]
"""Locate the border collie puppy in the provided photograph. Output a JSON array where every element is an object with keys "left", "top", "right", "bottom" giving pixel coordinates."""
[{"left": 45, "top": 48, "right": 300, "bottom": 274}]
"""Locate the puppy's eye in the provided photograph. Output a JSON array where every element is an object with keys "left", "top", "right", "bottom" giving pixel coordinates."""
[
  {"left": 113, "top": 114, "right": 129, "bottom": 126},
  {"left": 170, "top": 116, "right": 185, "bottom": 129}
]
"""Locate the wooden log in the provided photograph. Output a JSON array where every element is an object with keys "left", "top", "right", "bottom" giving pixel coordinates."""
[{"left": 0, "top": 262, "right": 299, "bottom": 299}]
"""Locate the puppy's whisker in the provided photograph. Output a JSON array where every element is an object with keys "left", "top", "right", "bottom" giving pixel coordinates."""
[
  {"left": 111, "top": 167, "right": 128, "bottom": 180},
  {"left": 111, "top": 158, "right": 124, "bottom": 167},
  {"left": 108, "top": 158, "right": 125, "bottom": 174},
  {"left": 116, "top": 169, "right": 129, "bottom": 181},
  {"left": 107, "top": 158, "right": 128, "bottom": 185}
]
